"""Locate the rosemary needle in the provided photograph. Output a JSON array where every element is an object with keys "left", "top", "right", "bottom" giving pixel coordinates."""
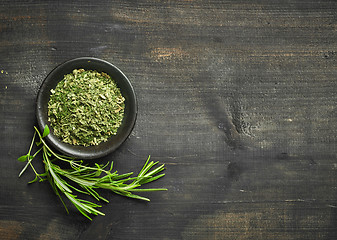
[{"left": 18, "top": 125, "right": 167, "bottom": 220}]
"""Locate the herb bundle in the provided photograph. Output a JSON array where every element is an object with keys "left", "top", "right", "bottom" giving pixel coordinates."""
[
  {"left": 48, "top": 69, "right": 125, "bottom": 146},
  {"left": 18, "top": 125, "right": 166, "bottom": 220}
]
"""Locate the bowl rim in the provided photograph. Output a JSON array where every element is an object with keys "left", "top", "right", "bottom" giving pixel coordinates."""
[{"left": 36, "top": 57, "right": 137, "bottom": 159}]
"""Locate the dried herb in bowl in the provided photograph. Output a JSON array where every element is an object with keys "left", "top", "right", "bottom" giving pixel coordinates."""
[{"left": 48, "top": 69, "right": 125, "bottom": 146}]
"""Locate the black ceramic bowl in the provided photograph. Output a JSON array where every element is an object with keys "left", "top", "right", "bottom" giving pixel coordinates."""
[{"left": 36, "top": 57, "right": 137, "bottom": 159}]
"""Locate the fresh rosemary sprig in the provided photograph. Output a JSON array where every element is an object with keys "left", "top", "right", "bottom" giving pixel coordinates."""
[{"left": 18, "top": 125, "right": 167, "bottom": 220}]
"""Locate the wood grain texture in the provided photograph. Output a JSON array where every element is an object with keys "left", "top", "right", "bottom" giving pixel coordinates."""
[{"left": 0, "top": 0, "right": 336, "bottom": 239}]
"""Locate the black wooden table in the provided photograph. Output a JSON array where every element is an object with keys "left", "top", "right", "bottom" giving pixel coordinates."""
[{"left": 1, "top": 1, "right": 336, "bottom": 239}]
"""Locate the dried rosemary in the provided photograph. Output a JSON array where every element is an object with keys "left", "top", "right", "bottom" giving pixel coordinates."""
[{"left": 48, "top": 69, "right": 125, "bottom": 146}]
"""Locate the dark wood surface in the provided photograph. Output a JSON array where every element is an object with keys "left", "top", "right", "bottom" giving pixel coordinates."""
[{"left": 1, "top": 1, "right": 336, "bottom": 239}]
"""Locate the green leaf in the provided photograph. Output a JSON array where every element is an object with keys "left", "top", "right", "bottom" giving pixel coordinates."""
[
  {"left": 42, "top": 125, "right": 50, "bottom": 138},
  {"left": 28, "top": 175, "right": 39, "bottom": 184},
  {"left": 17, "top": 155, "right": 28, "bottom": 162},
  {"left": 48, "top": 163, "right": 72, "bottom": 193}
]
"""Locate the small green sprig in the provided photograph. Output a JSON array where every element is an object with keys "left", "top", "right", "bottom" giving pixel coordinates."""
[{"left": 18, "top": 125, "right": 167, "bottom": 220}]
